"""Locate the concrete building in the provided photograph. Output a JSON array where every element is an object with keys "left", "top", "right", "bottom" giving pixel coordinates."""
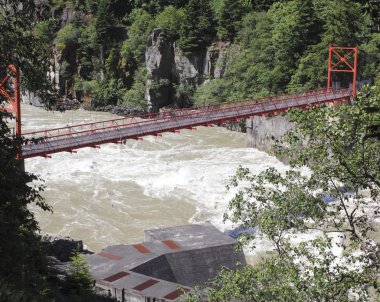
[{"left": 87, "top": 223, "right": 246, "bottom": 301}]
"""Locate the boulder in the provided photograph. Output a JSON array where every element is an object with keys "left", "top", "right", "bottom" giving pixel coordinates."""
[{"left": 46, "top": 234, "right": 85, "bottom": 262}]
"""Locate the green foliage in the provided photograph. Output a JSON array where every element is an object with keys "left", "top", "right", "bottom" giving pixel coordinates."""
[
  {"left": 63, "top": 251, "right": 94, "bottom": 300},
  {"left": 185, "top": 84, "right": 380, "bottom": 301},
  {"left": 195, "top": 0, "right": 378, "bottom": 105},
  {"left": 154, "top": 5, "right": 186, "bottom": 39},
  {"left": 95, "top": 0, "right": 115, "bottom": 44},
  {"left": 217, "top": 0, "right": 246, "bottom": 42},
  {"left": 178, "top": 0, "right": 216, "bottom": 53},
  {"left": 268, "top": 0, "right": 319, "bottom": 91},
  {"left": 174, "top": 82, "right": 195, "bottom": 107},
  {"left": 121, "top": 67, "right": 148, "bottom": 108},
  {"left": 289, "top": 0, "right": 368, "bottom": 90},
  {"left": 0, "top": 145, "right": 53, "bottom": 300},
  {"left": 60, "top": 60, "right": 73, "bottom": 80},
  {"left": 18, "top": 0, "right": 380, "bottom": 108},
  {"left": 189, "top": 237, "right": 375, "bottom": 302},
  {"left": 193, "top": 79, "right": 230, "bottom": 105},
  {"left": 0, "top": 1, "right": 54, "bottom": 100},
  {"left": 56, "top": 23, "right": 79, "bottom": 50},
  {"left": 77, "top": 20, "right": 98, "bottom": 79},
  {"left": 34, "top": 19, "right": 57, "bottom": 47},
  {"left": 133, "top": 0, "right": 189, "bottom": 15},
  {"left": 105, "top": 48, "right": 118, "bottom": 78},
  {"left": 194, "top": 11, "right": 274, "bottom": 103},
  {"left": 122, "top": 9, "right": 154, "bottom": 64},
  {"left": 74, "top": 77, "right": 99, "bottom": 95},
  {"left": 250, "top": 0, "right": 277, "bottom": 11},
  {"left": 0, "top": 2, "right": 58, "bottom": 298},
  {"left": 92, "top": 78, "right": 127, "bottom": 105},
  {"left": 361, "top": 33, "right": 380, "bottom": 80}
]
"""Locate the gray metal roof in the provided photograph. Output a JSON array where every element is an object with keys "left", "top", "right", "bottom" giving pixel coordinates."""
[
  {"left": 87, "top": 223, "right": 245, "bottom": 300},
  {"left": 87, "top": 223, "right": 237, "bottom": 280}
]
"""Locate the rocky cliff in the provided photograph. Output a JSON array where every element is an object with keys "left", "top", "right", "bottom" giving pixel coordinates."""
[
  {"left": 246, "top": 114, "right": 295, "bottom": 159},
  {"left": 145, "top": 29, "right": 233, "bottom": 112}
]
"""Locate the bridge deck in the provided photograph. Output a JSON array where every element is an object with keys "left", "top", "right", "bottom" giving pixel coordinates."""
[{"left": 21, "top": 88, "right": 352, "bottom": 158}]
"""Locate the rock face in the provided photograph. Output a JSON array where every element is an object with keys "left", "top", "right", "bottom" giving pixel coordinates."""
[
  {"left": 145, "top": 29, "right": 174, "bottom": 112},
  {"left": 22, "top": 90, "right": 44, "bottom": 107},
  {"left": 46, "top": 234, "right": 85, "bottom": 262},
  {"left": 246, "top": 114, "right": 295, "bottom": 158},
  {"left": 145, "top": 29, "right": 232, "bottom": 112}
]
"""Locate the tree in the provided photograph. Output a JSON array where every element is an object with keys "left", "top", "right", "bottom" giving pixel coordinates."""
[
  {"left": 217, "top": 0, "right": 246, "bottom": 42},
  {"left": 0, "top": 1, "right": 56, "bottom": 300},
  {"left": 178, "top": 0, "right": 216, "bottom": 53},
  {"left": 194, "top": 12, "right": 275, "bottom": 102},
  {"left": 95, "top": 0, "right": 115, "bottom": 44},
  {"left": 63, "top": 251, "right": 94, "bottom": 301},
  {"left": 0, "top": 1, "right": 53, "bottom": 101},
  {"left": 121, "top": 9, "right": 154, "bottom": 65},
  {"left": 56, "top": 23, "right": 80, "bottom": 50},
  {"left": 250, "top": 0, "right": 277, "bottom": 11},
  {"left": 154, "top": 5, "right": 186, "bottom": 40},
  {"left": 361, "top": 32, "right": 380, "bottom": 81},
  {"left": 185, "top": 84, "right": 380, "bottom": 301},
  {"left": 0, "top": 117, "right": 53, "bottom": 301},
  {"left": 268, "top": 0, "right": 320, "bottom": 91},
  {"left": 121, "top": 8, "right": 154, "bottom": 92},
  {"left": 289, "top": 0, "right": 367, "bottom": 91},
  {"left": 133, "top": 0, "right": 189, "bottom": 15}
]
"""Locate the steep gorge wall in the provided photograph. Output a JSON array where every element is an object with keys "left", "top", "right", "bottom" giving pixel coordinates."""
[
  {"left": 145, "top": 29, "right": 233, "bottom": 111},
  {"left": 246, "top": 115, "right": 295, "bottom": 157}
]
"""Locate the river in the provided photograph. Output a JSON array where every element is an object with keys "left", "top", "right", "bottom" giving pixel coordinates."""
[{"left": 21, "top": 104, "right": 287, "bottom": 254}]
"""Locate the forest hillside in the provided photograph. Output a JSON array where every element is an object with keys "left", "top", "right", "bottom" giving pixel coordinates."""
[{"left": 33, "top": 0, "right": 379, "bottom": 111}]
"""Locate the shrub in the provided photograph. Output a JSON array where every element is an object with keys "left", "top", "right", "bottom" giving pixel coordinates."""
[{"left": 154, "top": 6, "right": 186, "bottom": 39}]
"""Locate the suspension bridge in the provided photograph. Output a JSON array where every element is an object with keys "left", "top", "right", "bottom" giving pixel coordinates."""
[{"left": 0, "top": 46, "right": 358, "bottom": 159}]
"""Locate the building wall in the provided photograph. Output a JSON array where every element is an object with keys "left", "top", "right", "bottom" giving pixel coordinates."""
[
  {"left": 165, "top": 244, "right": 246, "bottom": 286},
  {"left": 131, "top": 255, "right": 177, "bottom": 283}
]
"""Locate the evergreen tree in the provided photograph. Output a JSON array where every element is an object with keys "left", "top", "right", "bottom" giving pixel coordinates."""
[
  {"left": 0, "top": 1, "right": 53, "bottom": 101},
  {"left": 0, "top": 1, "right": 56, "bottom": 300},
  {"left": 133, "top": 0, "right": 189, "bottom": 15},
  {"left": 178, "top": 0, "right": 216, "bottom": 53},
  {"left": 250, "top": 0, "right": 276, "bottom": 11},
  {"left": 269, "top": 0, "right": 319, "bottom": 91},
  {"left": 217, "top": 0, "right": 246, "bottom": 42},
  {"left": 95, "top": 0, "right": 114, "bottom": 44},
  {"left": 63, "top": 251, "right": 94, "bottom": 300},
  {"left": 289, "top": 0, "right": 367, "bottom": 91},
  {"left": 154, "top": 5, "right": 186, "bottom": 40},
  {"left": 121, "top": 9, "right": 154, "bottom": 65}
]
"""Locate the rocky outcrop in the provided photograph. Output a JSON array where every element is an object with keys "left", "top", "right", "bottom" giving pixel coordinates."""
[
  {"left": 22, "top": 90, "right": 44, "bottom": 107},
  {"left": 145, "top": 29, "right": 174, "bottom": 112},
  {"left": 145, "top": 29, "right": 233, "bottom": 112},
  {"left": 246, "top": 114, "right": 295, "bottom": 158},
  {"left": 60, "top": 6, "right": 78, "bottom": 27},
  {"left": 55, "top": 98, "right": 81, "bottom": 111},
  {"left": 46, "top": 234, "right": 86, "bottom": 262}
]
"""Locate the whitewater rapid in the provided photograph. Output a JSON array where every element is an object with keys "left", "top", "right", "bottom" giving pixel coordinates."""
[{"left": 22, "top": 104, "right": 288, "bottom": 252}]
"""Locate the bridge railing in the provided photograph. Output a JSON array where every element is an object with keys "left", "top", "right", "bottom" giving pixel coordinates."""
[{"left": 22, "top": 88, "right": 351, "bottom": 143}]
